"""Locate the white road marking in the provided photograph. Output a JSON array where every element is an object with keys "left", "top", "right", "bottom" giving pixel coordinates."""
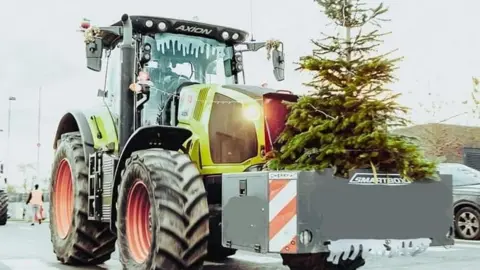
[
  {"left": 451, "top": 243, "right": 480, "bottom": 249},
  {"left": 231, "top": 253, "right": 283, "bottom": 264},
  {"left": 1, "top": 259, "right": 59, "bottom": 269},
  {"left": 426, "top": 247, "right": 459, "bottom": 252}
]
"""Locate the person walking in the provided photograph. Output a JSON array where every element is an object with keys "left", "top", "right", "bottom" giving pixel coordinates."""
[{"left": 26, "top": 184, "right": 44, "bottom": 226}]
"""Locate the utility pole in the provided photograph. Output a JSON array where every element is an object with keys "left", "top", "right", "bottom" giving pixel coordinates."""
[
  {"left": 6, "top": 96, "right": 16, "bottom": 182},
  {"left": 36, "top": 87, "right": 42, "bottom": 186}
]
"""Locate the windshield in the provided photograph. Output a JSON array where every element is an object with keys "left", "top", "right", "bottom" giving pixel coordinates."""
[
  {"left": 141, "top": 33, "right": 235, "bottom": 125},
  {"left": 438, "top": 163, "right": 480, "bottom": 186},
  {"left": 147, "top": 33, "right": 234, "bottom": 87}
]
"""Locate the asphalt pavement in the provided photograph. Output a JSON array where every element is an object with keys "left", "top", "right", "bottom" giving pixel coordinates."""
[{"left": 2, "top": 221, "right": 480, "bottom": 270}]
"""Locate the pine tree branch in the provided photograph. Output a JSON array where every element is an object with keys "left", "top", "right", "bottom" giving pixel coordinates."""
[{"left": 308, "top": 104, "right": 338, "bottom": 119}]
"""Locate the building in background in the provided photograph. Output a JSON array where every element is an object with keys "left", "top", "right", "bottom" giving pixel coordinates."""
[{"left": 393, "top": 123, "right": 480, "bottom": 164}]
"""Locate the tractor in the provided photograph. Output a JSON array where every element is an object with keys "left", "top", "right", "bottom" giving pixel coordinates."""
[{"left": 49, "top": 14, "right": 454, "bottom": 270}]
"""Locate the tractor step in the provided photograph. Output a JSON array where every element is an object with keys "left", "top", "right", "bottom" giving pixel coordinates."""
[{"left": 87, "top": 152, "right": 117, "bottom": 222}]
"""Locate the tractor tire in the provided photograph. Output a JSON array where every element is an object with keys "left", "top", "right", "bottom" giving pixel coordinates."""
[
  {"left": 281, "top": 252, "right": 365, "bottom": 270},
  {"left": 49, "top": 132, "right": 116, "bottom": 265},
  {"left": 0, "top": 190, "right": 8, "bottom": 226},
  {"left": 116, "top": 149, "right": 209, "bottom": 270},
  {"left": 206, "top": 207, "right": 236, "bottom": 262}
]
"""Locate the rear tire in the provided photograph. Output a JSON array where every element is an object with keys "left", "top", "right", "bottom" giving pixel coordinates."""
[
  {"left": 49, "top": 132, "right": 116, "bottom": 265},
  {"left": 281, "top": 252, "right": 365, "bottom": 270},
  {"left": 0, "top": 190, "right": 8, "bottom": 226},
  {"left": 117, "top": 149, "right": 209, "bottom": 270}
]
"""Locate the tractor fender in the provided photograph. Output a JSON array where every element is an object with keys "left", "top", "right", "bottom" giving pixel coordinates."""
[
  {"left": 110, "top": 125, "right": 192, "bottom": 232},
  {"left": 53, "top": 111, "right": 95, "bottom": 159}
]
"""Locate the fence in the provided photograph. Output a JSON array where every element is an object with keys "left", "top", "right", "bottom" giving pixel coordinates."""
[
  {"left": 8, "top": 192, "right": 50, "bottom": 203},
  {"left": 7, "top": 192, "right": 50, "bottom": 220}
]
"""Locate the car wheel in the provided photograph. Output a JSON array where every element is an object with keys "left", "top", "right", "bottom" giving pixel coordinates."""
[{"left": 455, "top": 207, "right": 480, "bottom": 240}]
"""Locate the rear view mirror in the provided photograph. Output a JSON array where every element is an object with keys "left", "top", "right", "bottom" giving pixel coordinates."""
[
  {"left": 86, "top": 37, "right": 103, "bottom": 72},
  {"left": 272, "top": 48, "right": 285, "bottom": 81}
]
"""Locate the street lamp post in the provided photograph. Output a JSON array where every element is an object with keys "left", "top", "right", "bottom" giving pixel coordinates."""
[
  {"left": 5, "top": 96, "right": 16, "bottom": 182},
  {"left": 36, "top": 87, "right": 42, "bottom": 186}
]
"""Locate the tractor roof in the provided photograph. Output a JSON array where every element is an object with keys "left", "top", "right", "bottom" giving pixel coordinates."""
[{"left": 101, "top": 15, "right": 249, "bottom": 48}]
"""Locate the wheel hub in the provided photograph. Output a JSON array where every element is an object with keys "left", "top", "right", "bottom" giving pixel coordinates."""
[
  {"left": 458, "top": 212, "right": 479, "bottom": 237},
  {"left": 126, "top": 180, "right": 152, "bottom": 263},
  {"left": 54, "top": 159, "right": 74, "bottom": 239}
]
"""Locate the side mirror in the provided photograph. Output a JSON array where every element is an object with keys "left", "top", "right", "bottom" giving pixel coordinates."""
[
  {"left": 272, "top": 48, "right": 285, "bottom": 81},
  {"left": 86, "top": 37, "right": 103, "bottom": 72}
]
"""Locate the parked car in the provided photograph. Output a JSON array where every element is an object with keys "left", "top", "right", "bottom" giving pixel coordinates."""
[{"left": 438, "top": 163, "right": 480, "bottom": 240}]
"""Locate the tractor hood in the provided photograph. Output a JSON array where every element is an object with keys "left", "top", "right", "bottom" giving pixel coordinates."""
[
  {"left": 221, "top": 84, "right": 298, "bottom": 154},
  {"left": 222, "top": 84, "right": 289, "bottom": 99}
]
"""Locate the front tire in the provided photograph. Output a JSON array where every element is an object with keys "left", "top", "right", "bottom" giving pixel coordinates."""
[
  {"left": 49, "top": 132, "right": 116, "bottom": 265},
  {"left": 0, "top": 190, "right": 8, "bottom": 226},
  {"left": 117, "top": 149, "right": 209, "bottom": 270}
]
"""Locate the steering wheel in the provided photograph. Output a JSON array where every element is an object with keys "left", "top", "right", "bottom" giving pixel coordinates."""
[{"left": 165, "top": 74, "right": 191, "bottom": 93}]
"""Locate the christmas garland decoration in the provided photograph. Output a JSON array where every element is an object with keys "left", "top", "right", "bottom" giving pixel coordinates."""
[
  {"left": 83, "top": 26, "right": 101, "bottom": 44},
  {"left": 265, "top": 39, "right": 281, "bottom": 60}
]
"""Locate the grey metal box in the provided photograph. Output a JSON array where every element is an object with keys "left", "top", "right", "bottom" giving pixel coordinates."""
[
  {"left": 221, "top": 172, "right": 270, "bottom": 253},
  {"left": 222, "top": 169, "right": 453, "bottom": 254}
]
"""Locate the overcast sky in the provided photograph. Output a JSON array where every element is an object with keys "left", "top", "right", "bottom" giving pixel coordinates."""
[{"left": 0, "top": 0, "right": 479, "bottom": 187}]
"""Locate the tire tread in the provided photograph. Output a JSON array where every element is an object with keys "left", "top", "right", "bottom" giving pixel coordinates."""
[{"left": 49, "top": 132, "right": 116, "bottom": 265}]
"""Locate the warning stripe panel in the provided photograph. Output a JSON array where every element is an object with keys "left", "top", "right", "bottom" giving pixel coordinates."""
[
  {"left": 281, "top": 235, "right": 298, "bottom": 254},
  {"left": 268, "top": 179, "right": 298, "bottom": 253},
  {"left": 269, "top": 179, "right": 289, "bottom": 201}
]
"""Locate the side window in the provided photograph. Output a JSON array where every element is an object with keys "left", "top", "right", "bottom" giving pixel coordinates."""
[
  {"left": 105, "top": 47, "right": 122, "bottom": 116},
  {"left": 208, "top": 93, "right": 258, "bottom": 163}
]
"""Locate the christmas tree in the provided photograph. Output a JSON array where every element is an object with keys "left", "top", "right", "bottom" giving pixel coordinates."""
[{"left": 267, "top": 0, "right": 437, "bottom": 180}]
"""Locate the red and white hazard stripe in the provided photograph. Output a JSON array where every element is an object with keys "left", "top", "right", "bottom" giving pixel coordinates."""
[{"left": 268, "top": 178, "right": 298, "bottom": 253}]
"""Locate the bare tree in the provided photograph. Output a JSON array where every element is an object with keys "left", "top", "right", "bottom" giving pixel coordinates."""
[{"left": 17, "top": 163, "right": 36, "bottom": 193}]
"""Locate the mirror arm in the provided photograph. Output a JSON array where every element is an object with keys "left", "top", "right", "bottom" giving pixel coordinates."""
[{"left": 97, "top": 26, "right": 123, "bottom": 38}]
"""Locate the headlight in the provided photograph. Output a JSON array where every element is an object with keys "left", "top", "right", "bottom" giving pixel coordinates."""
[{"left": 243, "top": 105, "right": 260, "bottom": 121}]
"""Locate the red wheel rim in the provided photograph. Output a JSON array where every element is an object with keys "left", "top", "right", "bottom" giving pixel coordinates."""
[
  {"left": 54, "top": 159, "right": 74, "bottom": 239},
  {"left": 126, "top": 180, "right": 152, "bottom": 263}
]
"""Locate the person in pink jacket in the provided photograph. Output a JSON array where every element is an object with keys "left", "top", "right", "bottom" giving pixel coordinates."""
[{"left": 26, "top": 184, "right": 44, "bottom": 226}]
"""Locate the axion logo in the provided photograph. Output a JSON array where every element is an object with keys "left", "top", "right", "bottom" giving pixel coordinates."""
[
  {"left": 348, "top": 173, "right": 411, "bottom": 186},
  {"left": 176, "top": 25, "right": 213, "bottom": 35}
]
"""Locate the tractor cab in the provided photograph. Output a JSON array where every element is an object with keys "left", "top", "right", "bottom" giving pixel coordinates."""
[
  {"left": 85, "top": 15, "right": 286, "bottom": 131},
  {"left": 83, "top": 14, "right": 290, "bottom": 175}
]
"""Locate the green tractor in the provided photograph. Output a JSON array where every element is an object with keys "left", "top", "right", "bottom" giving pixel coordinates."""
[
  {"left": 49, "top": 14, "right": 453, "bottom": 270},
  {"left": 50, "top": 14, "right": 294, "bottom": 269}
]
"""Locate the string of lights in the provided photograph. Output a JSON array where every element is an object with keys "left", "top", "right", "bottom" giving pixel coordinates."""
[{"left": 145, "top": 86, "right": 265, "bottom": 105}]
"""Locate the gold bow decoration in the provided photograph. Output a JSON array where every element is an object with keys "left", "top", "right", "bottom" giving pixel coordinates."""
[{"left": 83, "top": 26, "right": 101, "bottom": 44}]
